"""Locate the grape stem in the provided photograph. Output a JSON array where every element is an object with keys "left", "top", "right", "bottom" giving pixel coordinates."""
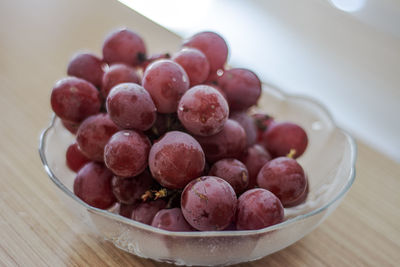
[{"left": 286, "top": 149, "right": 297, "bottom": 159}]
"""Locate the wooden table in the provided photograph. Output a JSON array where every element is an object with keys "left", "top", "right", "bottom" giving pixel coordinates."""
[{"left": 1, "top": 0, "right": 399, "bottom": 266}]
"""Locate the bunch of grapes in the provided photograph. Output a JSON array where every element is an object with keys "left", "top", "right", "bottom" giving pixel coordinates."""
[{"left": 52, "top": 28, "right": 309, "bottom": 232}]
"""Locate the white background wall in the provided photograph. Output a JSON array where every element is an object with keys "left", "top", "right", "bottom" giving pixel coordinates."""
[{"left": 120, "top": 0, "right": 400, "bottom": 162}]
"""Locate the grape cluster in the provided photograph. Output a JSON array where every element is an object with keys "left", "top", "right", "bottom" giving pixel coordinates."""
[{"left": 51, "top": 28, "right": 309, "bottom": 232}]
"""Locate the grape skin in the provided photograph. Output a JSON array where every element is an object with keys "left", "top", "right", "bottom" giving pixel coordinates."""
[
  {"left": 195, "top": 119, "right": 246, "bottom": 163},
  {"left": 151, "top": 208, "right": 194, "bottom": 232},
  {"left": 181, "top": 176, "right": 237, "bottom": 231},
  {"left": 76, "top": 113, "right": 119, "bottom": 162},
  {"left": 261, "top": 122, "right": 308, "bottom": 158},
  {"left": 230, "top": 112, "right": 257, "bottom": 147},
  {"left": 182, "top": 31, "right": 228, "bottom": 72},
  {"left": 66, "top": 143, "right": 90, "bottom": 172},
  {"left": 142, "top": 59, "right": 190, "bottom": 114},
  {"left": 104, "top": 130, "right": 151, "bottom": 178},
  {"left": 236, "top": 188, "right": 284, "bottom": 230},
  {"left": 73, "top": 162, "right": 116, "bottom": 209},
  {"left": 239, "top": 144, "right": 272, "bottom": 189},
  {"left": 149, "top": 131, "right": 205, "bottom": 189},
  {"left": 67, "top": 53, "right": 105, "bottom": 88},
  {"left": 177, "top": 85, "right": 229, "bottom": 136},
  {"left": 106, "top": 83, "right": 156, "bottom": 131},
  {"left": 102, "top": 28, "right": 146, "bottom": 66},
  {"left": 131, "top": 199, "right": 167, "bottom": 225},
  {"left": 51, "top": 77, "right": 101, "bottom": 123},
  {"left": 172, "top": 48, "right": 210, "bottom": 86},
  {"left": 208, "top": 159, "right": 249, "bottom": 194},
  {"left": 257, "top": 157, "right": 307, "bottom": 207},
  {"left": 101, "top": 64, "right": 141, "bottom": 98},
  {"left": 218, "top": 68, "right": 261, "bottom": 111}
]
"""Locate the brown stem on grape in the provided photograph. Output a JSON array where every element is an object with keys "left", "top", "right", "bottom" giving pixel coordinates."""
[
  {"left": 154, "top": 188, "right": 168, "bottom": 200},
  {"left": 286, "top": 149, "right": 297, "bottom": 159},
  {"left": 141, "top": 190, "right": 153, "bottom": 202}
]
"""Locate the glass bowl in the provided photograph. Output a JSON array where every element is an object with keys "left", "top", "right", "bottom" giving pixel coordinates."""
[{"left": 39, "top": 83, "right": 356, "bottom": 266}]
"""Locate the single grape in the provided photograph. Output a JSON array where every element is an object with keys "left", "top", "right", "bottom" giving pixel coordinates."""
[
  {"left": 239, "top": 144, "right": 271, "bottom": 189},
  {"left": 111, "top": 171, "right": 153, "bottom": 204},
  {"left": 218, "top": 68, "right": 261, "bottom": 111},
  {"left": 252, "top": 113, "right": 275, "bottom": 142},
  {"left": 195, "top": 119, "right": 246, "bottom": 163},
  {"left": 104, "top": 130, "right": 151, "bottom": 178},
  {"left": 261, "top": 122, "right": 308, "bottom": 158},
  {"left": 172, "top": 48, "right": 210, "bottom": 86},
  {"left": 67, "top": 53, "right": 105, "bottom": 88},
  {"left": 236, "top": 188, "right": 284, "bottom": 230},
  {"left": 151, "top": 208, "right": 194, "bottom": 232},
  {"left": 208, "top": 159, "right": 249, "bottom": 194},
  {"left": 106, "top": 83, "right": 156, "bottom": 131},
  {"left": 177, "top": 85, "right": 229, "bottom": 136},
  {"left": 101, "top": 64, "right": 140, "bottom": 98},
  {"left": 66, "top": 143, "right": 90, "bottom": 172},
  {"left": 142, "top": 59, "right": 189, "bottom": 113},
  {"left": 257, "top": 157, "right": 307, "bottom": 207},
  {"left": 73, "top": 162, "right": 116, "bottom": 209},
  {"left": 141, "top": 52, "right": 170, "bottom": 71},
  {"left": 102, "top": 28, "right": 146, "bottom": 66},
  {"left": 149, "top": 131, "right": 205, "bottom": 189},
  {"left": 62, "top": 120, "right": 80, "bottom": 134},
  {"left": 51, "top": 77, "right": 101, "bottom": 123},
  {"left": 182, "top": 31, "right": 228, "bottom": 72},
  {"left": 131, "top": 199, "right": 167, "bottom": 225},
  {"left": 181, "top": 176, "right": 237, "bottom": 231},
  {"left": 230, "top": 112, "right": 257, "bottom": 147},
  {"left": 76, "top": 113, "right": 119, "bottom": 161}
]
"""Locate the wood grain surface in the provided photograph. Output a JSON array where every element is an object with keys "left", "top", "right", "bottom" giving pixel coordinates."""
[{"left": 0, "top": 0, "right": 399, "bottom": 266}]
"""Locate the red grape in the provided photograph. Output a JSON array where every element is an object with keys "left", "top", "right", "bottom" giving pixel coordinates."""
[
  {"left": 66, "top": 143, "right": 90, "bottom": 172},
  {"left": 141, "top": 52, "right": 170, "bottom": 71},
  {"left": 76, "top": 113, "right": 119, "bottom": 161},
  {"left": 51, "top": 77, "right": 101, "bottom": 123},
  {"left": 257, "top": 157, "right": 307, "bottom": 207},
  {"left": 252, "top": 113, "right": 275, "bottom": 142},
  {"left": 182, "top": 31, "right": 228, "bottom": 72},
  {"left": 209, "top": 159, "right": 249, "bottom": 194},
  {"left": 181, "top": 176, "right": 237, "bottom": 231},
  {"left": 239, "top": 144, "right": 272, "bottom": 189},
  {"left": 102, "top": 28, "right": 146, "bottom": 66},
  {"left": 177, "top": 85, "right": 229, "bottom": 136},
  {"left": 131, "top": 199, "right": 167, "bottom": 225},
  {"left": 104, "top": 130, "right": 151, "bottom": 178},
  {"left": 195, "top": 119, "right": 246, "bottom": 163},
  {"left": 218, "top": 68, "right": 261, "bottom": 111},
  {"left": 106, "top": 83, "right": 156, "bottom": 131},
  {"left": 236, "top": 188, "right": 284, "bottom": 230},
  {"left": 67, "top": 53, "right": 105, "bottom": 88},
  {"left": 73, "top": 162, "right": 116, "bottom": 209},
  {"left": 151, "top": 208, "right": 194, "bottom": 232},
  {"left": 261, "top": 122, "right": 308, "bottom": 158},
  {"left": 230, "top": 112, "right": 257, "bottom": 147},
  {"left": 172, "top": 48, "right": 210, "bottom": 86},
  {"left": 149, "top": 131, "right": 205, "bottom": 189},
  {"left": 101, "top": 64, "right": 140, "bottom": 98},
  {"left": 62, "top": 120, "right": 80, "bottom": 134},
  {"left": 111, "top": 171, "right": 153, "bottom": 204},
  {"left": 142, "top": 59, "right": 189, "bottom": 113}
]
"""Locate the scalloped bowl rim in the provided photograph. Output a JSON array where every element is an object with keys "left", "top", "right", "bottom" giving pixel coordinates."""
[{"left": 38, "top": 82, "right": 357, "bottom": 237}]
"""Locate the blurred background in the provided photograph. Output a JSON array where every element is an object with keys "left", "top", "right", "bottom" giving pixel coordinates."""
[{"left": 119, "top": 0, "right": 400, "bottom": 162}]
